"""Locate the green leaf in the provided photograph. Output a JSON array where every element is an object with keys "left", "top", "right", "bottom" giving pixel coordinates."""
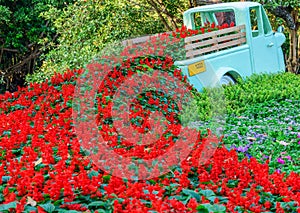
[
  {"left": 148, "top": 179, "right": 156, "bottom": 185},
  {"left": 88, "top": 170, "right": 99, "bottom": 179},
  {"left": 88, "top": 201, "right": 106, "bottom": 207},
  {"left": 227, "top": 179, "right": 239, "bottom": 188},
  {"left": 210, "top": 204, "right": 226, "bottom": 212},
  {"left": 39, "top": 203, "right": 55, "bottom": 213},
  {"left": 196, "top": 204, "right": 211, "bottom": 213},
  {"left": 2, "top": 176, "right": 11, "bottom": 183},
  {"left": 24, "top": 206, "right": 38, "bottom": 211},
  {"left": 103, "top": 175, "right": 111, "bottom": 183},
  {"left": 182, "top": 189, "right": 201, "bottom": 202},
  {"left": 66, "top": 100, "right": 73, "bottom": 108},
  {"left": 53, "top": 199, "right": 63, "bottom": 206},
  {"left": 0, "top": 202, "right": 17, "bottom": 211},
  {"left": 207, "top": 196, "right": 216, "bottom": 202},
  {"left": 95, "top": 209, "right": 107, "bottom": 213},
  {"left": 200, "top": 189, "right": 215, "bottom": 198},
  {"left": 215, "top": 196, "right": 228, "bottom": 204},
  {"left": 57, "top": 210, "right": 82, "bottom": 213}
]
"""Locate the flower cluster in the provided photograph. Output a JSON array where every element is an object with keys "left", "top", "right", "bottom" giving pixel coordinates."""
[
  {"left": 223, "top": 99, "right": 300, "bottom": 174},
  {"left": 170, "top": 22, "right": 235, "bottom": 39}
]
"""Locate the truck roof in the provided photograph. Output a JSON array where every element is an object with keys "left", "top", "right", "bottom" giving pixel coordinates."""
[{"left": 184, "top": 2, "right": 261, "bottom": 14}]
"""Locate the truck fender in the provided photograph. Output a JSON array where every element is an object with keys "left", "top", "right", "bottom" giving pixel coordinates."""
[{"left": 215, "top": 67, "right": 242, "bottom": 84}]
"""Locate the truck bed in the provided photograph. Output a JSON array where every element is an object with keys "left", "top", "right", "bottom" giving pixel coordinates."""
[{"left": 122, "top": 25, "right": 246, "bottom": 60}]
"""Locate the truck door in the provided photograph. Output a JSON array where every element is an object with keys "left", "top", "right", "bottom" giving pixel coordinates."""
[{"left": 249, "top": 6, "right": 279, "bottom": 74}]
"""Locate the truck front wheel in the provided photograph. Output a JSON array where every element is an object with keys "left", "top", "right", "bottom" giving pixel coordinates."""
[{"left": 220, "top": 74, "right": 235, "bottom": 86}]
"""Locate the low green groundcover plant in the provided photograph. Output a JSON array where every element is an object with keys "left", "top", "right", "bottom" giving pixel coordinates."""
[{"left": 223, "top": 99, "right": 300, "bottom": 174}]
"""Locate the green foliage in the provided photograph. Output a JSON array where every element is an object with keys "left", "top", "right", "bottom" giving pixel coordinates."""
[
  {"left": 259, "top": 0, "right": 299, "bottom": 9},
  {"left": 193, "top": 72, "right": 300, "bottom": 120},
  {"left": 0, "top": 0, "right": 75, "bottom": 92},
  {"left": 224, "top": 72, "right": 300, "bottom": 115},
  {"left": 26, "top": 0, "right": 167, "bottom": 83},
  {"left": 0, "top": 202, "right": 16, "bottom": 211},
  {"left": 39, "top": 203, "right": 56, "bottom": 213},
  {"left": 197, "top": 203, "right": 226, "bottom": 213},
  {"left": 0, "top": 5, "right": 11, "bottom": 23},
  {"left": 0, "top": 0, "right": 74, "bottom": 50}
]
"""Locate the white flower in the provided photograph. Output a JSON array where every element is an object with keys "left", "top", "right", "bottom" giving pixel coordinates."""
[{"left": 278, "top": 141, "right": 289, "bottom": 146}]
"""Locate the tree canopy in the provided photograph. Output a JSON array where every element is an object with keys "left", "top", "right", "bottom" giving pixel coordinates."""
[{"left": 0, "top": 0, "right": 75, "bottom": 92}]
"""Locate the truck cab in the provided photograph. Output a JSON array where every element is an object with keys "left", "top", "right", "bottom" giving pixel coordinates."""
[{"left": 175, "top": 2, "right": 286, "bottom": 91}]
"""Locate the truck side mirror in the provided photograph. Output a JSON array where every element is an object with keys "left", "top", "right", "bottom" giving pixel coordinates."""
[{"left": 277, "top": 26, "right": 284, "bottom": 33}]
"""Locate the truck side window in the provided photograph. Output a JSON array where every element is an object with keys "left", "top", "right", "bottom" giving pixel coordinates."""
[
  {"left": 249, "top": 8, "right": 259, "bottom": 37},
  {"left": 261, "top": 8, "right": 272, "bottom": 35}
]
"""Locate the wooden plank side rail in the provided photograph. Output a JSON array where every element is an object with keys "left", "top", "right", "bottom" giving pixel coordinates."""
[
  {"left": 185, "top": 25, "right": 246, "bottom": 59},
  {"left": 186, "top": 37, "right": 247, "bottom": 58},
  {"left": 185, "top": 32, "right": 246, "bottom": 50}
]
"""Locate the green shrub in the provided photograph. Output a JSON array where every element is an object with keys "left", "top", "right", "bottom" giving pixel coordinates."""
[
  {"left": 191, "top": 72, "right": 300, "bottom": 120},
  {"left": 225, "top": 72, "right": 300, "bottom": 115}
]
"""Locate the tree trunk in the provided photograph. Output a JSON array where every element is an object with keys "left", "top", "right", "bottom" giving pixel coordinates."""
[
  {"left": 146, "top": 0, "right": 173, "bottom": 31},
  {"left": 286, "top": 10, "right": 299, "bottom": 74},
  {"left": 287, "top": 29, "right": 298, "bottom": 73}
]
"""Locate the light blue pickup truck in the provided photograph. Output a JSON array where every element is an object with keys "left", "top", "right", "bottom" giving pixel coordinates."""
[
  {"left": 122, "top": 2, "right": 286, "bottom": 92},
  {"left": 174, "top": 2, "right": 286, "bottom": 91}
]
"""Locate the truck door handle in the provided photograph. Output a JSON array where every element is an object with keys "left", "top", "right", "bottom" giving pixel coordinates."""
[{"left": 267, "top": 42, "right": 274, "bottom": 47}]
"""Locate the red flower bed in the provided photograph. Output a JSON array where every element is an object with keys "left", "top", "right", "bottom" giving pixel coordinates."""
[{"left": 0, "top": 24, "right": 299, "bottom": 212}]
